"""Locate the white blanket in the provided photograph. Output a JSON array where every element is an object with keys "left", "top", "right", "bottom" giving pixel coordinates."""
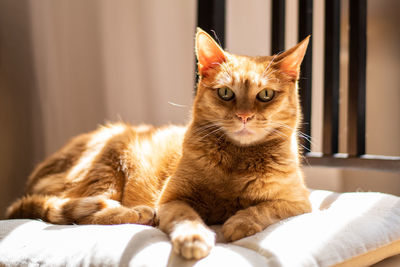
[{"left": 1, "top": 190, "right": 400, "bottom": 266}]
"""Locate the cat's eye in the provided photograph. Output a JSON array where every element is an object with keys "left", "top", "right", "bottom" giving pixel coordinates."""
[
  {"left": 217, "top": 87, "right": 235, "bottom": 101},
  {"left": 256, "top": 89, "right": 275, "bottom": 102}
]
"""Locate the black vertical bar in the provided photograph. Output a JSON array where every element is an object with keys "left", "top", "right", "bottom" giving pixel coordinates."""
[
  {"left": 196, "top": 0, "right": 226, "bottom": 92},
  {"left": 298, "top": 0, "right": 313, "bottom": 151},
  {"left": 348, "top": 0, "right": 366, "bottom": 156},
  {"left": 197, "top": 0, "right": 226, "bottom": 48},
  {"left": 271, "top": 0, "right": 286, "bottom": 54},
  {"left": 323, "top": 0, "right": 340, "bottom": 155}
]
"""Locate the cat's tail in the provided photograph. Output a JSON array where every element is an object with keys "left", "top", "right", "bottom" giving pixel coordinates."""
[
  {"left": 5, "top": 195, "right": 155, "bottom": 225},
  {"left": 5, "top": 195, "right": 109, "bottom": 224}
]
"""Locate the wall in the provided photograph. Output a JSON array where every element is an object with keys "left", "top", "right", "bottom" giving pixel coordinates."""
[
  {"left": 0, "top": 0, "right": 399, "bottom": 216},
  {"left": 0, "top": 1, "right": 42, "bottom": 218},
  {"left": 341, "top": 0, "right": 400, "bottom": 193}
]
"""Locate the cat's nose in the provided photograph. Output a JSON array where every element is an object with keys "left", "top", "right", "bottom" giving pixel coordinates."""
[{"left": 236, "top": 112, "right": 254, "bottom": 123}]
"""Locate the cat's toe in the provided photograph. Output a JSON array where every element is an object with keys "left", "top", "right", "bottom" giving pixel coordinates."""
[
  {"left": 177, "top": 239, "right": 210, "bottom": 260},
  {"left": 171, "top": 221, "right": 215, "bottom": 260},
  {"left": 222, "top": 217, "right": 262, "bottom": 242}
]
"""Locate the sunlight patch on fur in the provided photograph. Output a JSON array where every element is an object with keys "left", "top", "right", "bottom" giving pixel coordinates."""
[
  {"left": 133, "top": 124, "right": 152, "bottom": 133},
  {"left": 291, "top": 131, "right": 300, "bottom": 164},
  {"left": 67, "top": 124, "right": 126, "bottom": 182},
  {"left": 47, "top": 197, "right": 70, "bottom": 223},
  {"left": 155, "top": 175, "right": 172, "bottom": 207}
]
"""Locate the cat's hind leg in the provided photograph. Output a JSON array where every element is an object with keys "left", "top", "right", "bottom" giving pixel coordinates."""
[
  {"left": 63, "top": 196, "right": 155, "bottom": 225},
  {"left": 6, "top": 195, "right": 155, "bottom": 226}
]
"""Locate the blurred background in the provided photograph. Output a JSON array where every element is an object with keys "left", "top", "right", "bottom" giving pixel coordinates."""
[{"left": 0, "top": 0, "right": 399, "bottom": 217}]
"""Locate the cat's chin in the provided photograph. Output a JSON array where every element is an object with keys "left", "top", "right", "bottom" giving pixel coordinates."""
[{"left": 227, "top": 128, "right": 267, "bottom": 146}]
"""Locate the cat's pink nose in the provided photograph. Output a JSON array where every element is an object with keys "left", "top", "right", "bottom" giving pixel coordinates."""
[{"left": 236, "top": 113, "right": 254, "bottom": 123}]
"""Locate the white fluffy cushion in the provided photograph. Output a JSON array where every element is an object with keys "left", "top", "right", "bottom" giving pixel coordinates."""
[{"left": 1, "top": 190, "right": 400, "bottom": 266}]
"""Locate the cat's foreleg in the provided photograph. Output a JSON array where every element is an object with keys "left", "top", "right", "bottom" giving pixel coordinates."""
[
  {"left": 158, "top": 200, "right": 215, "bottom": 260},
  {"left": 222, "top": 199, "right": 311, "bottom": 242}
]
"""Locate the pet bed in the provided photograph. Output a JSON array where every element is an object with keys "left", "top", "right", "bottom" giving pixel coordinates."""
[{"left": 1, "top": 190, "right": 400, "bottom": 266}]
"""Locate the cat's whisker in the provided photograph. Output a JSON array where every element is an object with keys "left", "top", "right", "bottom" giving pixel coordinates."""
[
  {"left": 210, "top": 30, "right": 223, "bottom": 48},
  {"left": 194, "top": 119, "right": 226, "bottom": 129},
  {"left": 265, "top": 121, "right": 295, "bottom": 132},
  {"left": 263, "top": 123, "right": 291, "bottom": 132},
  {"left": 264, "top": 72, "right": 280, "bottom": 84},
  {"left": 198, "top": 127, "right": 223, "bottom": 141},
  {"left": 265, "top": 126, "right": 313, "bottom": 155},
  {"left": 297, "top": 131, "right": 311, "bottom": 138},
  {"left": 265, "top": 121, "right": 317, "bottom": 147},
  {"left": 265, "top": 77, "right": 280, "bottom": 84},
  {"left": 298, "top": 133, "right": 314, "bottom": 144},
  {"left": 168, "top": 101, "right": 187, "bottom": 108},
  {"left": 192, "top": 121, "right": 227, "bottom": 138},
  {"left": 266, "top": 122, "right": 295, "bottom": 133},
  {"left": 274, "top": 123, "right": 313, "bottom": 142},
  {"left": 261, "top": 125, "right": 289, "bottom": 140},
  {"left": 262, "top": 54, "right": 278, "bottom": 78},
  {"left": 269, "top": 128, "right": 289, "bottom": 139},
  {"left": 299, "top": 143, "right": 312, "bottom": 153},
  {"left": 193, "top": 125, "right": 220, "bottom": 136},
  {"left": 216, "top": 131, "right": 227, "bottom": 143},
  {"left": 297, "top": 151, "right": 312, "bottom": 167},
  {"left": 263, "top": 69, "right": 278, "bottom": 79},
  {"left": 211, "top": 62, "right": 233, "bottom": 84},
  {"left": 297, "top": 131, "right": 316, "bottom": 144}
]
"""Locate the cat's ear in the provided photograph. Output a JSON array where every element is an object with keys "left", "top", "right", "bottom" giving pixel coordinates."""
[
  {"left": 275, "top": 36, "right": 310, "bottom": 79},
  {"left": 196, "top": 28, "right": 226, "bottom": 76}
]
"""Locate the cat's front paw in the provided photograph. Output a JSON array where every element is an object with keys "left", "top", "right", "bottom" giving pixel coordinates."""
[
  {"left": 222, "top": 215, "right": 263, "bottom": 242},
  {"left": 134, "top": 205, "right": 156, "bottom": 226},
  {"left": 170, "top": 221, "right": 215, "bottom": 260}
]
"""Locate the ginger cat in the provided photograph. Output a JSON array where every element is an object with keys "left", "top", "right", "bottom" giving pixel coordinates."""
[{"left": 6, "top": 28, "right": 311, "bottom": 260}]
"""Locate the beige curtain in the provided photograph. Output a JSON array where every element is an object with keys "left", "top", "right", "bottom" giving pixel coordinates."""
[{"left": 0, "top": 0, "right": 196, "bottom": 215}]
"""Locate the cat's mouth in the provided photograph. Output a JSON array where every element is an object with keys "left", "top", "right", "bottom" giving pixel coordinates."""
[{"left": 234, "top": 127, "right": 255, "bottom": 136}]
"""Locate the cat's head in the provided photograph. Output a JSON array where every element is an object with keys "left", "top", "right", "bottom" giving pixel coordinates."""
[{"left": 193, "top": 28, "right": 309, "bottom": 146}]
